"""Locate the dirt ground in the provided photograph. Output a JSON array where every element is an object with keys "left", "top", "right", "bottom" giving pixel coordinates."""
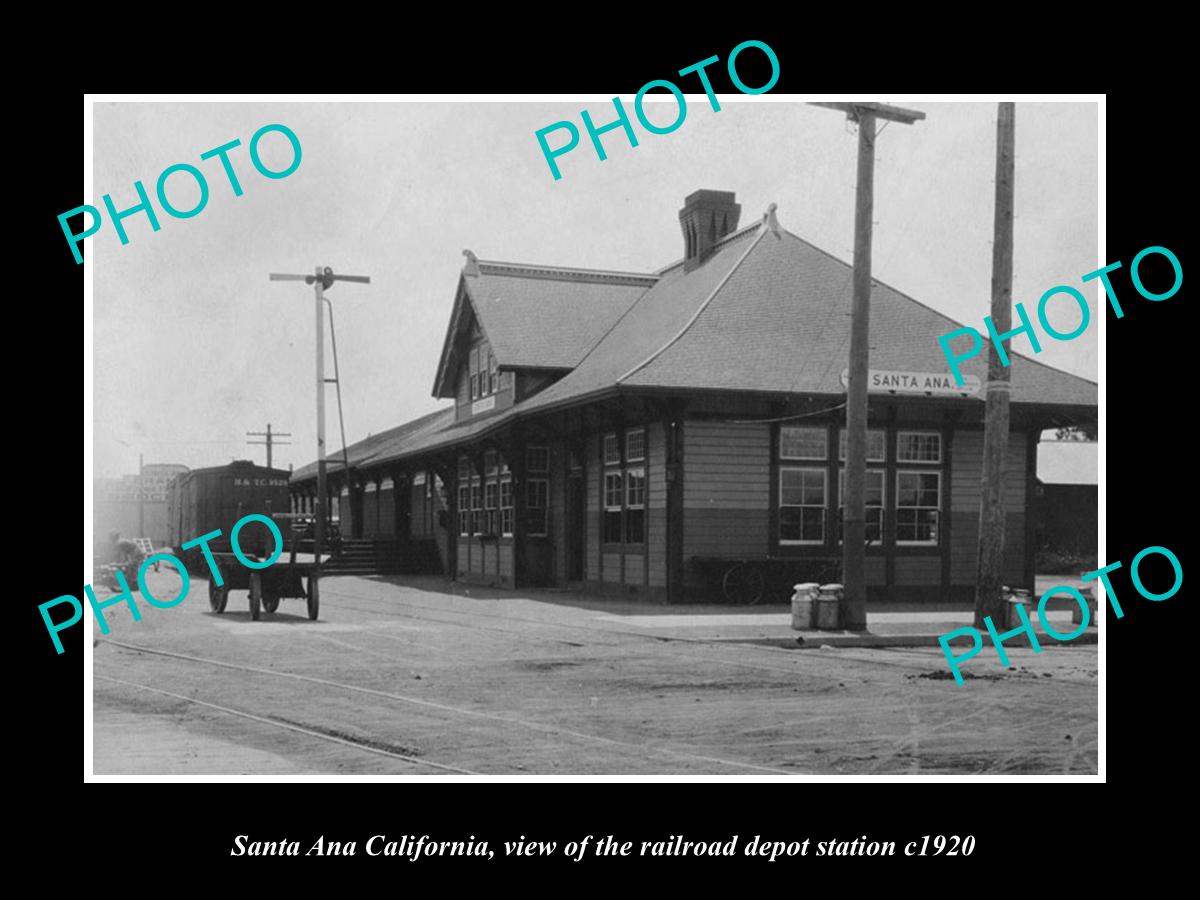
[{"left": 91, "top": 572, "right": 1099, "bottom": 776}]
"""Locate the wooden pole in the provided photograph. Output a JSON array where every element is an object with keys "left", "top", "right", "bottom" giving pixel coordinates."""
[
  {"left": 842, "top": 111, "right": 877, "bottom": 632},
  {"left": 138, "top": 451, "right": 145, "bottom": 538},
  {"left": 315, "top": 267, "right": 327, "bottom": 566},
  {"left": 247, "top": 423, "right": 291, "bottom": 470},
  {"left": 974, "top": 102, "right": 1016, "bottom": 627},
  {"left": 808, "top": 102, "right": 924, "bottom": 632}
]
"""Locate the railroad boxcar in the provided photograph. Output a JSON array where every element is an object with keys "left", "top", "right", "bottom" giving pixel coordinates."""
[{"left": 167, "top": 460, "right": 292, "bottom": 566}]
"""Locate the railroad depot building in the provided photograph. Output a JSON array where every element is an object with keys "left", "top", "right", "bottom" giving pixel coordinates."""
[{"left": 290, "top": 190, "right": 1097, "bottom": 604}]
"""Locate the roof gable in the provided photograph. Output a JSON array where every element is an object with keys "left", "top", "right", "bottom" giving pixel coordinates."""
[
  {"left": 431, "top": 251, "right": 658, "bottom": 399},
  {"left": 431, "top": 275, "right": 483, "bottom": 399}
]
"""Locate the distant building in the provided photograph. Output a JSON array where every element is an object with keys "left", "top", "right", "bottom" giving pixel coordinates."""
[
  {"left": 94, "top": 463, "right": 189, "bottom": 546},
  {"left": 292, "top": 190, "right": 1097, "bottom": 603},
  {"left": 1035, "top": 440, "right": 1098, "bottom": 556}
]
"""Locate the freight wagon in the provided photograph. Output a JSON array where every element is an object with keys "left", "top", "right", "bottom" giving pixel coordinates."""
[{"left": 167, "top": 460, "right": 292, "bottom": 567}]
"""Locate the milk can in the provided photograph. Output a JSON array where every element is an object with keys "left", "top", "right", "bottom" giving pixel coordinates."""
[
  {"left": 1006, "top": 587, "right": 1032, "bottom": 628},
  {"left": 791, "top": 582, "right": 820, "bottom": 630},
  {"left": 816, "top": 583, "right": 844, "bottom": 630}
]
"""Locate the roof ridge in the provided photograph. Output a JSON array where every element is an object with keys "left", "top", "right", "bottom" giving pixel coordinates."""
[
  {"left": 619, "top": 223, "right": 769, "bottom": 384},
  {"left": 780, "top": 227, "right": 1100, "bottom": 390},
  {"left": 538, "top": 269, "right": 660, "bottom": 377},
  {"left": 655, "top": 219, "right": 764, "bottom": 276},
  {"left": 476, "top": 259, "right": 658, "bottom": 286}
]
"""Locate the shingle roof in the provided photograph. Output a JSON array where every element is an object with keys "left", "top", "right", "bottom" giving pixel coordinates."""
[
  {"left": 290, "top": 407, "right": 454, "bottom": 483},
  {"left": 466, "top": 261, "right": 657, "bottom": 370},
  {"left": 514, "top": 221, "right": 765, "bottom": 414},
  {"left": 619, "top": 226, "right": 1098, "bottom": 407},
  {"left": 432, "top": 260, "right": 658, "bottom": 396},
  {"left": 294, "top": 206, "right": 1097, "bottom": 483}
]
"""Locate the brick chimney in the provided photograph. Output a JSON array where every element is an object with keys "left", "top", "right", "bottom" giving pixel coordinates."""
[{"left": 679, "top": 190, "right": 741, "bottom": 272}]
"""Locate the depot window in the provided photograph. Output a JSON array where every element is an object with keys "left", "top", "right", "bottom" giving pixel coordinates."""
[
  {"left": 526, "top": 478, "right": 548, "bottom": 537},
  {"left": 625, "top": 467, "right": 646, "bottom": 543},
  {"left": 604, "top": 470, "right": 623, "bottom": 543},
  {"left": 897, "top": 431, "right": 942, "bottom": 463},
  {"left": 896, "top": 470, "right": 941, "bottom": 544},
  {"left": 468, "top": 342, "right": 499, "bottom": 401},
  {"left": 780, "top": 425, "right": 827, "bottom": 461},
  {"left": 779, "top": 467, "right": 826, "bottom": 544},
  {"left": 602, "top": 429, "right": 647, "bottom": 546},
  {"left": 500, "top": 477, "right": 513, "bottom": 537},
  {"left": 470, "top": 479, "right": 482, "bottom": 534},
  {"left": 484, "top": 480, "right": 498, "bottom": 534},
  {"left": 457, "top": 483, "right": 470, "bottom": 536}
]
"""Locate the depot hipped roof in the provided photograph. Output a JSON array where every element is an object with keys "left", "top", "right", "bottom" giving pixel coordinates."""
[{"left": 294, "top": 211, "right": 1097, "bottom": 483}]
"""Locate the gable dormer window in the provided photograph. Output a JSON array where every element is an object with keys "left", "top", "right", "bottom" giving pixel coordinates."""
[{"left": 467, "top": 341, "right": 501, "bottom": 405}]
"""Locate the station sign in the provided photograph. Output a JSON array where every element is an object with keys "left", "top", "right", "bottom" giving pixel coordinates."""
[{"left": 840, "top": 369, "right": 982, "bottom": 397}]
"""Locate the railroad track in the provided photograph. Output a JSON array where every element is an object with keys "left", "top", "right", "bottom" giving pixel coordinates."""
[
  {"left": 96, "top": 640, "right": 801, "bottom": 776},
  {"left": 95, "top": 672, "right": 482, "bottom": 775},
  {"left": 93, "top": 580, "right": 1097, "bottom": 775}
]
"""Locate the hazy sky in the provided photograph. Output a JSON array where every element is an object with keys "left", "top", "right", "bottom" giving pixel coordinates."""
[{"left": 90, "top": 99, "right": 1098, "bottom": 477}]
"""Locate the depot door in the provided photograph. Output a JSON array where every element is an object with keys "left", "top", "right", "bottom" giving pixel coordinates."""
[{"left": 566, "top": 473, "right": 584, "bottom": 582}]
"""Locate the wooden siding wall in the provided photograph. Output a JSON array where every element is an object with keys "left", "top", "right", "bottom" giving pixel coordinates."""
[
  {"left": 377, "top": 484, "right": 395, "bottom": 537},
  {"left": 362, "top": 486, "right": 378, "bottom": 538},
  {"left": 411, "top": 478, "right": 431, "bottom": 537},
  {"left": 585, "top": 434, "right": 600, "bottom": 584},
  {"left": 950, "top": 430, "right": 1027, "bottom": 586},
  {"left": 647, "top": 422, "right": 668, "bottom": 590},
  {"left": 682, "top": 421, "right": 771, "bottom": 559},
  {"left": 339, "top": 487, "right": 352, "bottom": 535}
]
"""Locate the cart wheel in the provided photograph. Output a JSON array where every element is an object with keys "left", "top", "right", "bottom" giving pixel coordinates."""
[
  {"left": 248, "top": 574, "right": 262, "bottom": 621},
  {"left": 306, "top": 576, "right": 320, "bottom": 621},
  {"left": 262, "top": 594, "right": 280, "bottom": 614},
  {"left": 722, "top": 563, "right": 765, "bottom": 606},
  {"left": 208, "top": 577, "right": 229, "bottom": 614}
]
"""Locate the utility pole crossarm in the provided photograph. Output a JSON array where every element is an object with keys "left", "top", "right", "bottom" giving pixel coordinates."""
[
  {"left": 247, "top": 423, "right": 292, "bottom": 470},
  {"left": 809, "top": 101, "right": 926, "bottom": 124}
]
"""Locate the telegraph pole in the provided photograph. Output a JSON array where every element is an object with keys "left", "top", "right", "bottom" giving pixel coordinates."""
[
  {"left": 975, "top": 103, "right": 1016, "bottom": 627},
  {"left": 810, "top": 102, "right": 925, "bottom": 631},
  {"left": 138, "top": 451, "right": 145, "bottom": 537},
  {"left": 247, "top": 423, "right": 292, "bottom": 469},
  {"left": 269, "top": 266, "right": 370, "bottom": 570}
]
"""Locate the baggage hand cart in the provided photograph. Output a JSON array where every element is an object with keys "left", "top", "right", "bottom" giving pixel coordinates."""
[{"left": 207, "top": 513, "right": 327, "bottom": 621}]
